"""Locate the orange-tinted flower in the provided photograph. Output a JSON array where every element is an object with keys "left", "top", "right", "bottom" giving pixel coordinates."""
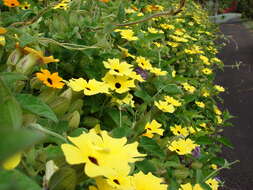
[
  {"left": 0, "top": 27, "right": 7, "bottom": 35},
  {"left": 3, "top": 0, "right": 20, "bottom": 7},
  {"left": 23, "top": 47, "right": 59, "bottom": 64},
  {"left": 36, "top": 69, "right": 65, "bottom": 89},
  {"left": 99, "top": 0, "right": 110, "bottom": 2}
]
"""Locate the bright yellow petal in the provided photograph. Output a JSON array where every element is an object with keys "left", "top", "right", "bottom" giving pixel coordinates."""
[
  {"left": 2, "top": 153, "right": 21, "bottom": 170},
  {"left": 61, "top": 144, "right": 86, "bottom": 164}
]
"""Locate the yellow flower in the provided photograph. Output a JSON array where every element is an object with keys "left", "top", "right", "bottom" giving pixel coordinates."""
[
  {"left": 202, "top": 91, "right": 210, "bottom": 97},
  {"left": 153, "top": 42, "right": 163, "bottom": 48},
  {"left": 61, "top": 130, "right": 145, "bottom": 177},
  {"left": 214, "top": 85, "right": 225, "bottom": 92},
  {"left": 0, "top": 36, "right": 6, "bottom": 46},
  {"left": 170, "top": 125, "right": 189, "bottom": 137},
  {"left": 182, "top": 83, "right": 196, "bottom": 94},
  {"left": 102, "top": 73, "right": 136, "bottom": 94},
  {"left": 143, "top": 120, "right": 164, "bottom": 138},
  {"left": 125, "top": 8, "right": 136, "bottom": 14},
  {"left": 188, "top": 126, "right": 197, "bottom": 134},
  {"left": 169, "top": 35, "right": 188, "bottom": 43},
  {"left": 205, "top": 178, "right": 219, "bottom": 190},
  {"left": 89, "top": 177, "right": 114, "bottom": 190},
  {"left": 160, "top": 24, "right": 175, "bottom": 30},
  {"left": 115, "top": 29, "right": 138, "bottom": 41},
  {"left": 128, "top": 71, "right": 145, "bottom": 82},
  {"left": 195, "top": 101, "right": 205, "bottom": 108},
  {"left": 36, "top": 69, "right": 65, "bottom": 89},
  {"left": 211, "top": 164, "right": 218, "bottom": 170},
  {"left": 118, "top": 46, "right": 136, "bottom": 59},
  {"left": 112, "top": 93, "right": 135, "bottom": 107},
  {"left": 145, "top": 5, "right": 164, "bottom": 12},
  {"left": 211, "top": 58, "right": 222, "bottom": 64},
  {"left": 137, "top": 12, "right": 144, "bottom": 17},
  {"left": 167, "top": 41, "right": 179, "bottom": 48},
  {"left": 68, "top": 78, "right": 109, "bottom": 95},
  {"left": 164, "top": 96, "right": 181, "bottom": 107},
  {"left": 155, "top": 100, "right": 175, "bottom": 113},
  {"left": 202, "top": 68, "right": 213, "bottom": 75},
  {"left": 2, "top": 153, "right": 22, "bottom": 170},
  {"left": 150, "top": 67, "right": 167, "bottom": 76},
  {"left": 23, "top": 47, "right": 59, "bottom": 64},
  {"left": 168, "top": 138, "right": 197, "bottom": 155},
  {"left": 135, "top": 56, "right": 153, "bottom": 70},
  {"left": 172, "top": 70, "right": 176, "bottom": 77},
  {"left": 214, "top": 107, "right": 222, "bottom": 115},
  {"left": 19, "top": 1, "right": 31, "bottom": 10},
  {"left": 179, "top": 183, "right": 203, "bottom": 190},
  {"left": 174, "top": 29, "right": 184, "bottom": 36},
  {"left": 216, "top": 116, "right": 223, "bottom": 124},
  {"left": 199, "top": 55, "right": 210, "bottom": 65},
  {"left": 132, "top": 171, "right": 168, "bottom": 190},
  {"left": 53, "top": 2, "right": 69, "bottom": 10},
  {"left": 148, "top": 27, "right": 163, "bottom": 34},
  {"left": 103, "top": 58, "right": 133, "bottom": 76},
  {"left": 199, "top": 123, "right": 207, "bottom": 128}
]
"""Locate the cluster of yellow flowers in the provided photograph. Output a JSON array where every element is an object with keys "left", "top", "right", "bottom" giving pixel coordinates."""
[
  {"left": 61, "top": 129, "right": 167, "bottom": 190},
  {"left": 155, "top": 96, "right": 182, "bottom": 113}
]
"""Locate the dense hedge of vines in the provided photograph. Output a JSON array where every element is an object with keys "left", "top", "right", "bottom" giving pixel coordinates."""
[{"left": 0, "top": 0, "right": 236, "bottom": 190}]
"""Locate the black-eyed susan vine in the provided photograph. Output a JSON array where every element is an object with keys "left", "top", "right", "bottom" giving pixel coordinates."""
[{"left": 0, "top": 0, "right": 238, "bottom": 190}]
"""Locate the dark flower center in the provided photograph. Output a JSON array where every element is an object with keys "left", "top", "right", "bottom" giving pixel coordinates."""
[
  {"left": 88, "top": 156, "right": 99, "bottom": 166},
  {"left": 47, "top": 78, "right": 53, "bottom": 85},
  {"left": 176, "top": 149, "right": 180, "bottom": 152},
  {"left": 177, "top": 131, "right": 181, "bottom": 134},
  {"left": 113, "top": 179, "right": 120, "bottom": 185},
  {"left": 25, "top": 6, "right": 28, "bottom": 9},
  {"left": 115, "top": 82, "right": 121, "bottom": 89},
  {"left": 147, "top": 128, "right": 151, "bottom": 130},
  {"left": 86, "top": 87, "right": 91, "bottom": 91},
  {"left": 11, "top": 3, "right": 15, "bottom": 6},
  {"left": 114, "top": 69, "right": 120, "bottom": 73}
]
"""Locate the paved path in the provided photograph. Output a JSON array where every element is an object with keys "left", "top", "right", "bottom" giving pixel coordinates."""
[{"left": 217, "top": 21, "right": 253, "bottom": 189}]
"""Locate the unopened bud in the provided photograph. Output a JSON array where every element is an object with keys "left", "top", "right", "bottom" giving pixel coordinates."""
[
  {"left": 16, "top": 53, "right": 38, "bottom": 75},
  {"left": 174, "top": 168, "right": 190, "bottom": 179},
  {"left": 67, "top": 111, "right": 80, "bottom": 129},
  {"left": 83, "top": 116, "right": 100, "bottom": 128},
  {"left": 50, "top": 97, "right": 71, "bottom": 116},
  {"left": 6, "top": 48, "right": 23, "bottom": 71}
]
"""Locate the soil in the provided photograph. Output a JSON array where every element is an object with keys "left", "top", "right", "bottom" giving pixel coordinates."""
[{"left": 216, "top": 20, "right": 253, "bottom": 189}]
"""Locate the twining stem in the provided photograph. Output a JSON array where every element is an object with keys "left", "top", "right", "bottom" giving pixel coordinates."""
[
  {"left": 29, "top": 123, "right": 68, "bottom": 143},
  {"left": 115, "top": 0, "right": 186, "bottom": 27},
  {"left": 202, "top": 160, "right": 240, "bottom": 182}
]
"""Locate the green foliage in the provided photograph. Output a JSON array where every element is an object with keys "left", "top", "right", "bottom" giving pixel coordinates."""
[{"left": 0, "top": 0, "right": 237, "bottom": 189}]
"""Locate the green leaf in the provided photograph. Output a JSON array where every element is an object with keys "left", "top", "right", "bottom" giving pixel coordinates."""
[
  {"left": 195, "top": 136, "right": 213, "bottom": 145},
  {"left": 216, "top": 137, "right": 234, "bottom": 148},
  {"left": 49, "top": 167, "right": 77, "bottom": 190},
  {"left": 0, "top": 79, "right": 22, "bottom": 129},
  {"left": 135, "top": 159, "right": 156, "bottom": 173},
  {"left": 134, "top": 89, "right": 152, "bottom": 103},
  {"left": 111, "top": 125, "right": 131, "bottom": 138},
  {"left": 0, "top": 169, "right": 42, "bottom": 190},
  {"left": 19, "top": 33, "right": 37, "bottom": 47},
  {"left": 117, "top": 2, "right": 126, "bottom": 22},
  {"left": 16, "top": 94, "right": 58, "bottom": 123},
  {"left": 0, "top": 128, "right": 45, "bottom": 162},
  {"left": 0, "top": 72, "right": 27, "bottom": 89},
  {"left": 140, "top": 136, "right": 165, "bottom": 159}
]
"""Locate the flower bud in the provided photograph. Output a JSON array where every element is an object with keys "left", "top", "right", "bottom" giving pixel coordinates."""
[
  {"left": 16, "top": 53, "right": 39, "bottom": 75},
  {"left": 50, "top": 97, "right": 71, "bottom": 116},
  {"left": 191, "top": 161, "right": 203, "bottom": 169},
  {"left": 83, "top": 116, "right": 100, "bottom": 128},
  {"left": 67, "top": 111, "right": 80, "bottom": 129},
  {"left": 174, "top": 168, "right": 190, "bottom": 179},
  {"left": 39, "top": 88, "right": 59, "bottom": 104},
  {"left": 6, "top": 48, "right": 23, "bottom": 70},
  {"left": 68, "top": 99, "right": 84, "bottom": 113}
]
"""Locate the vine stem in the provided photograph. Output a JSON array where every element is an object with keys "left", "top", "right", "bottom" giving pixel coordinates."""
[
  {"left": 202, "top": 160, "right": 240, "bottom": 182},
  {"left": 29, "top": 123, "right": 68, "bottom": 143}
]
